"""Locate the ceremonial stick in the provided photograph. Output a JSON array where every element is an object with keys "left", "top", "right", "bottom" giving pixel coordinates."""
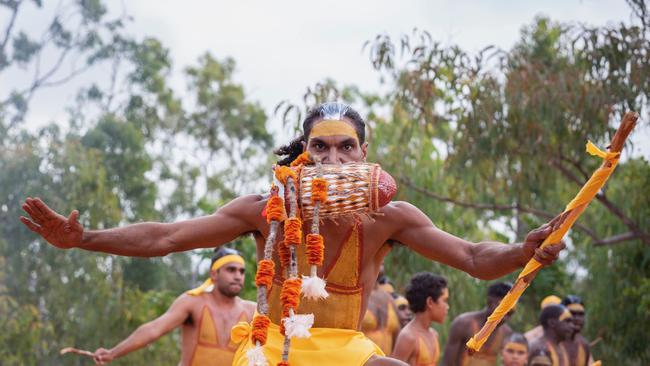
[
  {"left": 60, "top": 347, "right": 94, "bottom": 358},
  {"left": 466, "top": 112, "right": 638, "bottom": 352}
]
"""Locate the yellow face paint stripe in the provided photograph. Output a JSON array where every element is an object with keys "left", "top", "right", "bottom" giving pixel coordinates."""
[
  {"left": 567, "top": 303, "right": 585, "bottom": 312},
  {"left": 309, "top": 120, "right": 359, "bottom": 142}
]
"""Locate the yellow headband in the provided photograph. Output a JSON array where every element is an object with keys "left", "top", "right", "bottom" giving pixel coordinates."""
[
  {"left": 309, "top": 120, "right": 359, "bottom": 142},
  {"left": 211, "top": 254, "right": 245, "bottom": 272},
  {"left": 567, "top": 303, "right": 585, "bottom": 313},
  {"left": 503, "top": 342, "right": 528, "bottom": 353},
  {"left": 395, "top": 296, "right": 409, "bottom": 307},
  {"left": 540, "top": 295, "right": 561, "bottom": 309},
  {"left": 559, "top": 309, "right": 573, "bottom": 321},
  {"left": 187, "top": 254, "right": 245, "bottom": 296}
]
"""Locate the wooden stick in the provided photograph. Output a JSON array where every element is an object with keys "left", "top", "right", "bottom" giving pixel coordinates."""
[
  {"left": 466, "top": 112, "right": 638, "bottom": 352},
  {"left": 60, "top": 347, "right": 94, "bottom": 358}
]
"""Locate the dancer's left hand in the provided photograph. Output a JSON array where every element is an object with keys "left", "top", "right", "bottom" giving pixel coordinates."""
[
  {"left": 93, "top": 348, "right": 114, "bottom": 365},
  {"left": 521, "top": 213, "right": 567, "bottom": 266}
]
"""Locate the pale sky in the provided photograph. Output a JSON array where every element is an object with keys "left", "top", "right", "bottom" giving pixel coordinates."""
[{"left": 5, "top": 0, "right": 647, "bottom": 156}]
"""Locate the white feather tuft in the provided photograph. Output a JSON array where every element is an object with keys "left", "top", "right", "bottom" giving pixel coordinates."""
[
  {"left": 283, "top": 314, "right": 314, "bottom": 339},
  {"left": 301, "top": 275, "right": 329, "bottom": 300},
  {"left": 246, "top": 345, "right": 268, "bottom": 366}
]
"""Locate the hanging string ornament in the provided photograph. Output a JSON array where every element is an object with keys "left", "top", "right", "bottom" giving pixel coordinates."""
[
  {"left": 276, "top": 153, "right": 314, "bottom": 366},
  {"left": 248, "top": 185, "right": 286, "bottom": 366},
  {"left": 301, "top": 158, "right": 328, "bottom": 300}
]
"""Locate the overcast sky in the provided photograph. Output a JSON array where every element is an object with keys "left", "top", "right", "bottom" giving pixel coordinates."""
[{"left": 5, "top": 0, "right": 647, "bottom": 156}]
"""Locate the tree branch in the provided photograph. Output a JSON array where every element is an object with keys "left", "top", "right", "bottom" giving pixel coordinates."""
[
  {"left": 0, "top": 0, "right": 21, "bottom": 53},
  {"left": 550, "top": 157, "right": 650, "bottom": 246},
  {"left": 592, "top": 232, "right": 640, "bottom": 246},
  {"left": 399, "top": 177, "right": 600, "bottom": 241}
]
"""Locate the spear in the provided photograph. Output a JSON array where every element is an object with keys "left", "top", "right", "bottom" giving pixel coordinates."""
[{"left": 466, "top": 112, "right": 638, "bottom": 352}]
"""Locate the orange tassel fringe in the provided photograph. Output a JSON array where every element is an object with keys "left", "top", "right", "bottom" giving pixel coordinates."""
[
  {"left": 311, "top": 178, "right": 328, "bottom": 203},
  {"left": 251, "top": 314, "right": 271, "bottom": 345},
  {"left": 305, "top": 234, "right": 324, "bottom": 266},
  {"left": 284, "top": 218, "right": 302, "bottom": 246},
  {"left": 265, "top": 196, "right": 286, "bottom": 223},
  {"left": 255, "top": 260, "right": 275, "bottom": 289},
  {"left": 290, "top": 152, "right": 312, "bottom": 167},
  {"left": 274, "top": 166, "right": 298, "bottom": 185},
  {"left": 278, "top": 240, "right": 290, "bottom": 268},
  {"left": 280, "top": 278, "right": 302, "bottom": 317}
]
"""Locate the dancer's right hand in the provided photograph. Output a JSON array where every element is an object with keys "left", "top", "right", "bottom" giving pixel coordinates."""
[
  {"left": 20, "top": 197, "right": 83, "bottom": 249},
  {"left": 93, "top": 348, "right": 114, "bottom": 365}
]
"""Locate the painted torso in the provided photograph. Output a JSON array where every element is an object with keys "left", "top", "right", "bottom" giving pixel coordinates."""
[
  {"left": 414, "top": 329, "right": 440, "bottom": 366},
  {"left": 361, "top": 289, "right": 400, "bottom": 354},
  {"left": 179, "top": 295, "right": 254, "bottom": 366},
  {"left": 267, "top": 221, "right": 388, "bottom": 330},
  {"left": 460, "top": 317, "right": 507, "bottom": 366}
]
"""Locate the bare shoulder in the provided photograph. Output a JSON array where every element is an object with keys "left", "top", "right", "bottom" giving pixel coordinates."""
[
  {"left": 172, "top": 293, "right": 203, "bottom": 313},
  {"left": 375, "top": 201, "right": 432, "bottom": 233},
  {"left": 241, "top": 299, "right": 257, "bottom": 317},
  {"left": 528, "top": 338, "right": 547, "bottom": 354},
  {"left": 429, "top": 327, "right": 439, "bottom": 338},
  {"left": 380, "top": 201, "right": 419, "bottom": 216},
  {"left": 577, "top": 334, "right": 590, "bottom": 347},
  {"left": 451, "top": 311, "right": 474, "bottom": 325},
  {"left": 395, "top": 325, "right": 418, "bottom": 343},
  {"left": 449, "top": 312, "right": 474, "bottom": 334},
  {"left": 500, "top": 323, "right": 513, "bottom": 335},
  {"left": 218, "top": 194, "right": 266, "bottom": 213},
  {"left": 215, "top": 194, "right": 267, "bottom": 227}
]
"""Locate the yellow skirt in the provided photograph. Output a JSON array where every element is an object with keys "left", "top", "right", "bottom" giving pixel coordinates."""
[{"left": 231, "top": 321, "right": 384, "bottom": 366}]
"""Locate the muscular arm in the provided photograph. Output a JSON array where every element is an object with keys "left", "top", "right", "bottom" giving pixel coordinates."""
[
  {"left": 441, "top": 316, "right": 470, "bottom": 366},
  {"left": 388, "top": 202, "right": 558, "bottom": 280},
  {"left": 22, "top": 195, "right": 264, "bottom": 257},
  {"left": 96, "top": 295, "right": 193, "bottom": 363},
  {"left": 391, "top": 331, "right": 416, "bottom": 364}
]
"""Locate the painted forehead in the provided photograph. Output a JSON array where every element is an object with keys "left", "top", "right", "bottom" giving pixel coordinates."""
[{"left": 309, "top": 119, "right": 359, "bottom": 141}]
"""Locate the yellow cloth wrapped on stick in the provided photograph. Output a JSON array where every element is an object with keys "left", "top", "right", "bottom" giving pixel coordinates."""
[{"left": 467, "top": 111, "right": 637, "bottom": 353}]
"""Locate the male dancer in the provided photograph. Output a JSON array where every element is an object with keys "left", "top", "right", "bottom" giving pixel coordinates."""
[
  {"left": 21, "top": 103, "right": 564, "bottom": 365},
  {"left": 93, "top": 248, "right": 255, "bottom": 365}
]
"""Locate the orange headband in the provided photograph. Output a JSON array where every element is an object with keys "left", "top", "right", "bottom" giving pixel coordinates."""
[{"left": 309, "top": 120, "right": 358, "bottom": 142}]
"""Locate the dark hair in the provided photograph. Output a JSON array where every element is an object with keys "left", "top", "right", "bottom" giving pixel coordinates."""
[
  {"left": 561, "top": 294, "right": 584, "bottom": 307},
  {"left": 405, "top": 272, "right": 447, "bottom": 313},
  {"left": 487, "top": 282, "right": 513, "bottom": 299},
  {"left": 540, "top": 304, "right": 566, "bottom": 329},
  {"left": 210, "top": 247, "right": 242, "bottom": 267},
  {"left": 274, "top": 102, "right": 366, "bottom": 166},
  {"left": 503, "top": 333, "right": 528, "bottom": 349}
]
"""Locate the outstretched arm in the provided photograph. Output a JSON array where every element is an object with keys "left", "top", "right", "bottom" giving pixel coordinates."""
[
  {"left": 388, "top": 202, "right": 564, "bottom": 280},
  {"left": 20, "top": 195, "right": 265, "bottom": 257},
  {"left": 93, "top": 295, "right": 193, "bottom": 365}
]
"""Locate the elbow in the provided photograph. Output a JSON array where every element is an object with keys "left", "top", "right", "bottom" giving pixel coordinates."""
[
  {"left": 155, "top": 237, "right": 176, "bottom": 257},
  {"left": 464, "top": 245, "right": 499, "bottom": 281},
  {"left": 149, "top": 223, "right": 177, "bottom": 257}
]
